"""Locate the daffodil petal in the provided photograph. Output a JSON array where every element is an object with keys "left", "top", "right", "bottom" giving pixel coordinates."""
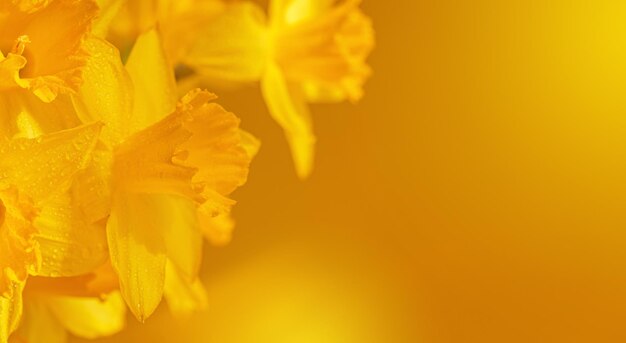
[
  {"left": 199, "top": 213, "right": 235, "bottom": 246},
  {"left": 283, "top": 0, "right": 334, "bottom": 25},
  {"left": 107, "top": 193, "right": 167, "bottom": 322},
  {"left": 272, "top": 0, "right": 374, "bottom": 103},
  {"left": 0, "top": 53, "right": 26, "bottom": 92},
  {"left": 110, "top": 193, "right": 202, "bottom": 281},
  {"left": 113, "top": 90, "right": 254, "bottom": 206},
  {"left": 13, "top": 294, "right": 66, "bottom": 343},
  {"left": 0, "top": 123, "right": 102, "bottom": 291},
  {"left": 0, "top": 188, "right": 39, "bottom": 297},
  {"left": 157, "top": 195, "right": 202, "bottom": 281},
  {"left": 72, "top": 37, "right": 133, "bottom": 147},
  {"left": 126, "top": 28, "right": 177, "bottom": 131},
  {"left": 163, "top": 261, "right": 208, "bottom": 318},
  {"left": 72, "top": 148, "right": 113, "bottom": 224},
  {"left": 181, "top": 2, "right": 268, "bottom": 86},
  {"left": 0, "top": 282, "right": 23, "bottom": 343},
  {"left": 269, "top": 0, "right": 289, "bottom": 27},
  {"left": 26, "top": 263, "right": 119, "bottom": 298},
  {"left": 261, "top": 62, "right": 315, "bottom": 179},
  {"left": 46, "top": 292, "right": 126, "bottom": 339},
  {"left": 178, "top": 90, "right": 253, "bottom": 202},
  {"left": 0, "top": 91, "right": 81, "bottom": 139},
  {"left": 270, "top": 0, "right": 333, "bottom": 27},
  {"left": 111, "top": 107, "right": 196, "bottom": 198},
  {"left": 239, "top": 129, "right": 262, "bottom": 159},
  {"left": 117, "top": 0, "right": 159, "bottom": 37},
  {"left": 301, "top": 81, "right": 347, "bottom": 103},
  {"left": 93, "top": 0, "right": 124, "bottom": 37},
  {"left": 158, "top": 0, "right": 225, "bottom": 64},
  {"left": 0, "top": 122, "right": 103, "bottom": 203},
  {"left": 33, "top": 192, "right": 108, "bottom": 277},
  {"left": 0, "top": 0, "right": 49, "bottom": 13}
]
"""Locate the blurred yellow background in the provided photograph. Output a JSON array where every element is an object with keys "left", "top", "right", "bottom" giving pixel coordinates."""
[{"left": 75, "top": 1, "right": 626, "bottom": 342}]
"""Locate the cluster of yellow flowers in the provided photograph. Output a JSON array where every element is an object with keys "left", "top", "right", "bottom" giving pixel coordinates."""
[{"left": 0, "top": 0, "right": 373, "bottom": 341}]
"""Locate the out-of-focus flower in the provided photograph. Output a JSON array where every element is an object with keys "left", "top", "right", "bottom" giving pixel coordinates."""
[
  {"left": 262, "top": 0, "right": 374, "bottom": 178},
  {"left": 178, "top": 0, "right": 374, "bottom": 178}
]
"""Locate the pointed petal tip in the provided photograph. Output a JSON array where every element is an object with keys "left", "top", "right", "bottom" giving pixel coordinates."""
[
  {"left": 288, "top": 133, "right": 316, "bottom": 180},
  {"left": 127, "top": 300, "right": 157, "bottom": 324},
  {"left": 295, "top": 164, "right": 313, "bottom": 180},
  {"left": 239, "top": 130, "right": 261, "bottom": 159},
  {"left": 293, "top": 144, "right": 315, "bottom": 179}
]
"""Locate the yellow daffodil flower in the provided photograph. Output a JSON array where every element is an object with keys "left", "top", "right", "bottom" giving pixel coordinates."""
[
  {"left": 0, "top": 123, "right": 102, "bottom": 343},
  {"left": 0, "top": 0, "right": 98, "bottom": 103},
  {"left": 175, "top": 0, "right": 374, "bottom": 178},
  {"left": 262, "top": 0, "right": 374, "bottom": 178},
  {"left": 73, "top": 28, "right": 258, "bottom": 321}
]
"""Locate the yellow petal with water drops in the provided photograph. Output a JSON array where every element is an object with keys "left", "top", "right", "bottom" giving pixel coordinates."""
[
  {"left": 0, "top": 0, "right": 99, "bottom": 102},
  {"left": 33, "top": 192, "right": 108, "bottom": 277},
  {"left": 12, "top": 294, "right": 66, "bottom": 343},
  {"left": 180, "top": 2, "right": 269, "bottom": 87},
  {"left": 0, "top": 282, "right": 23, "bottom": 343},
  {"left": 126, "top": 27, "right": 177, "bottom": 132},
  {"left": 46, "top": 291, "right": 126, "bottom": 339},
  {"left": 261, "top": 62, "right": 315, "bottom": 179},
  {"left": 199, "top": 213, "right": 235, "bottom": 246},
  {"left": 72, "top": 147, "right": 113, "bottom": 224},
  {"left": 163, "top": 261, "right": 208, "bottom": 318},
  {"left": 107, "top": 193, "right": 167, "bottom": 322},
  {"left": 0, "top": 122, "right": 102, "bottom": 203},
  {"left": 72, "top": 37, "right": 133, "bottom": 147}
]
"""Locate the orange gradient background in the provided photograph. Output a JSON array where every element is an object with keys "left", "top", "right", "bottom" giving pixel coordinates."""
[{"left": 75, "top": 1, "right": 626, "bottom": 342}]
